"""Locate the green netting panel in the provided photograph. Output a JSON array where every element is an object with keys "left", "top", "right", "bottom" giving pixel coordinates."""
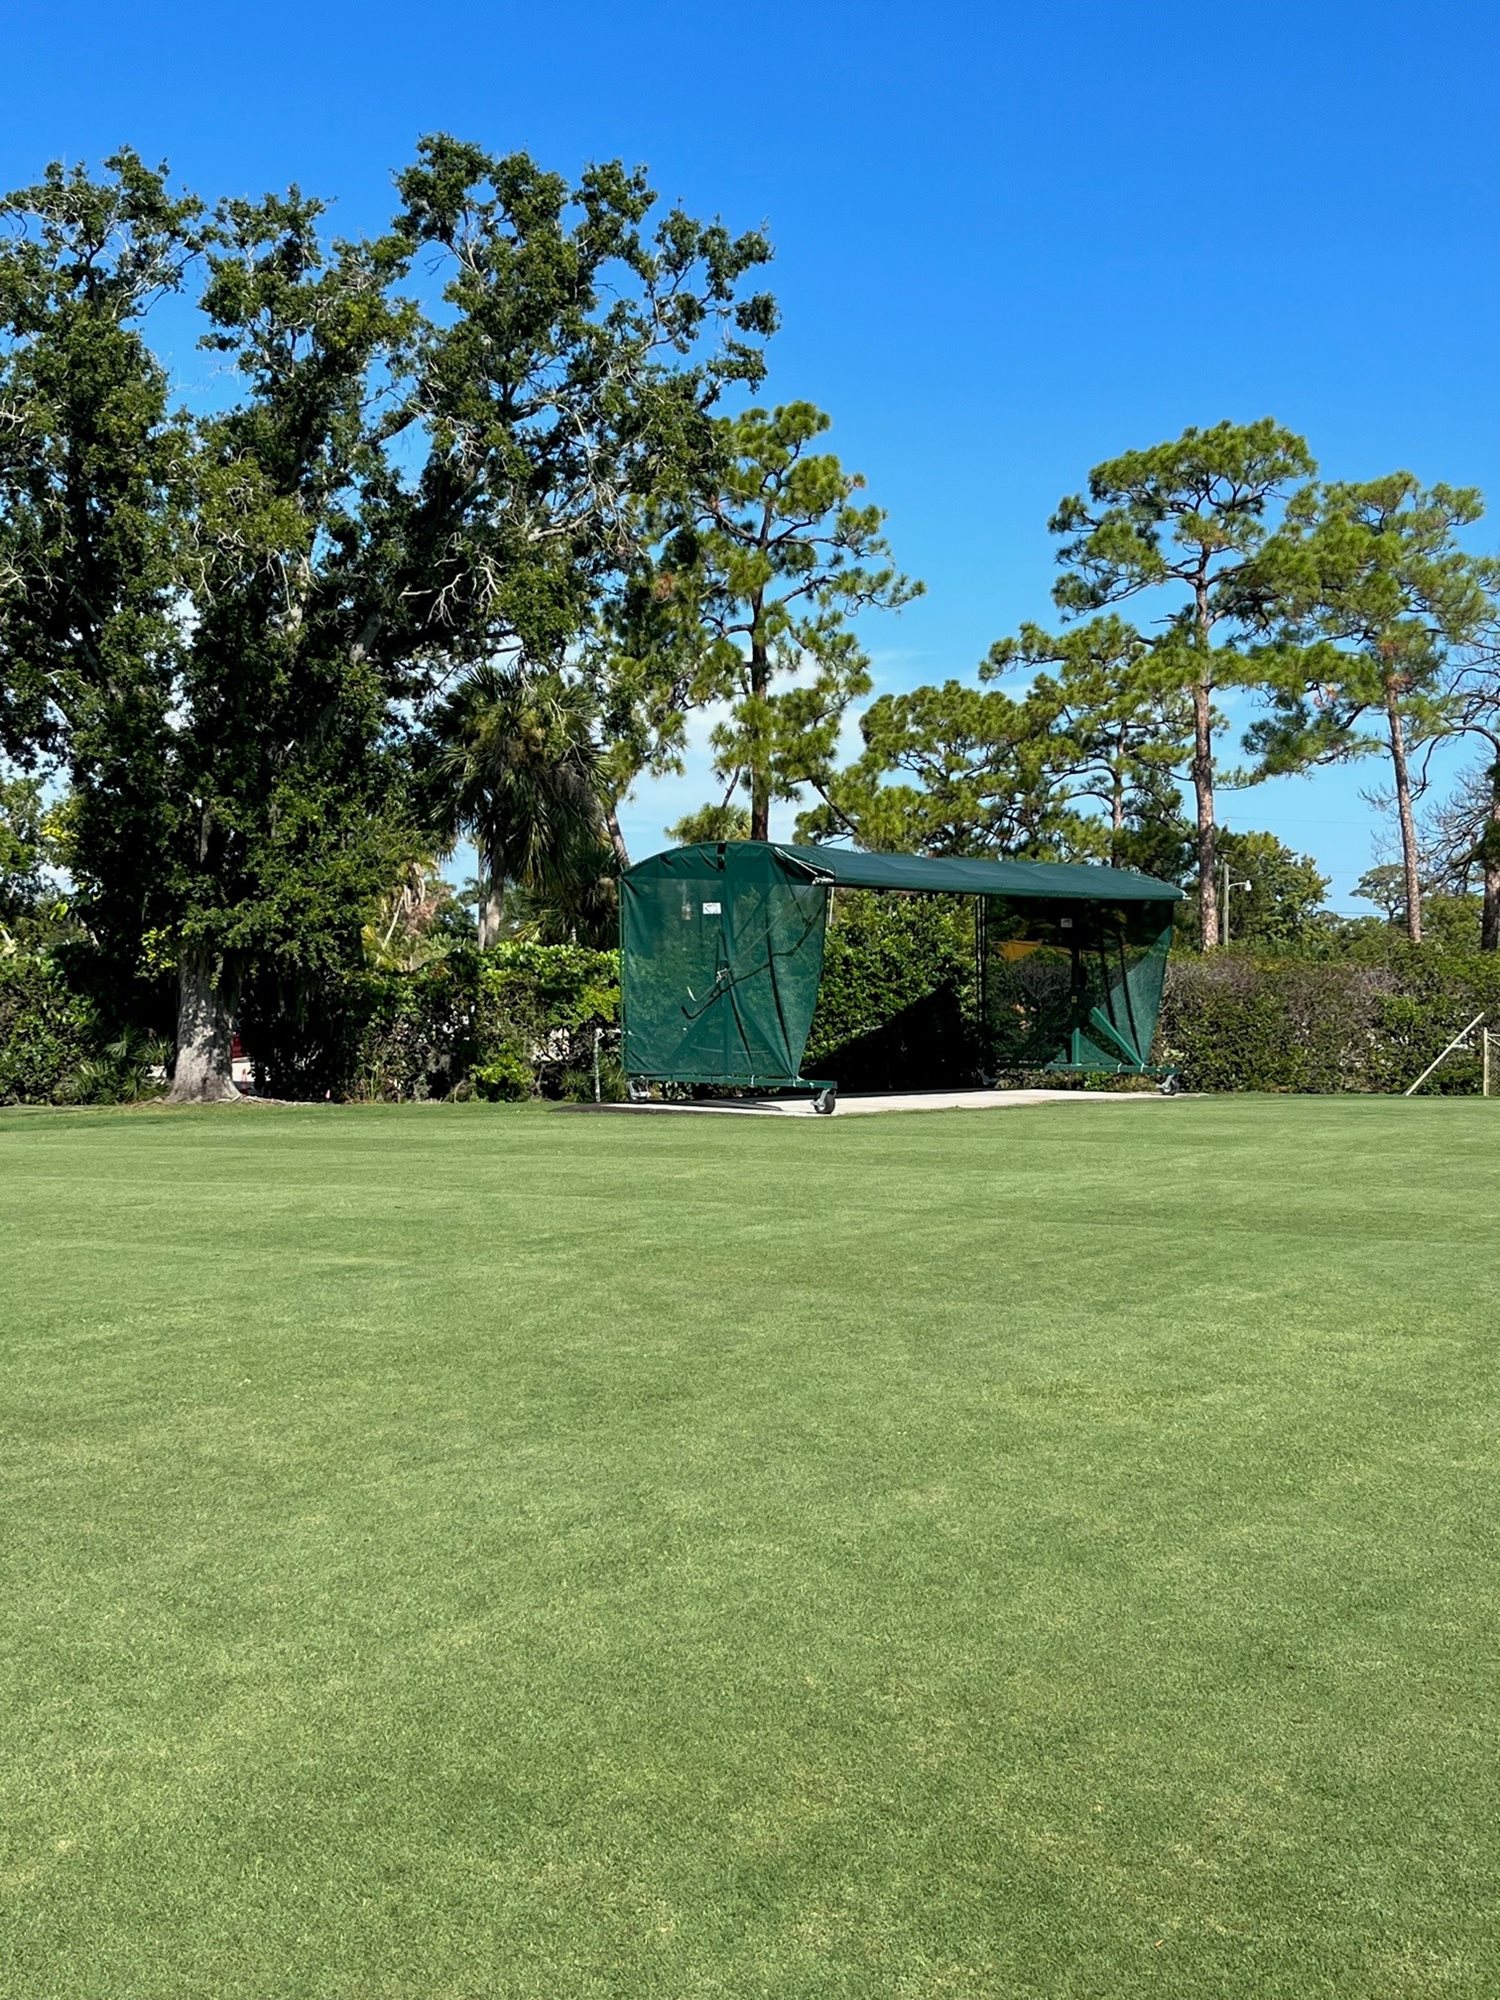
[
  {"left": 980, "top": 897, "right": 1174, "bottom": 1074},
  {"left": 621, "top": 844, "right": 829, "bottom": 1085}
]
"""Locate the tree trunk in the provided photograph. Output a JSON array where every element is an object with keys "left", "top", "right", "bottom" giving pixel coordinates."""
[
  {"left": 478, "top": 885, "right": 504, "bottom": 948},
  {"left": 1384, "top": 683, "right": 1423, "bottom": 944},
  {"left": 749, "top": 782, "right": 770, "bottom": 841},
  {"left": 604, "top": 803, "right": 630, "bottom": 872},
  {"left": 1189, "top": 572, "right": 1218, "bottom": 952},
  {"left": 1110, "top": 769, "right": 1125, "bottom": 867},
  {"left": 166, "top": 946, "right": 240, "bottom": 1104},
  {"left": 477, "top": 840, "right": 504, "bottom": 949},
  {"left": 748, "top": 614, "right": 770, "bottom": 842},
  {"left": 1480, "top": 757, "right": 1500, "bottom": 953},
  {"left": 1192, "top": 679, "right": 1218, "bottom": 950}
]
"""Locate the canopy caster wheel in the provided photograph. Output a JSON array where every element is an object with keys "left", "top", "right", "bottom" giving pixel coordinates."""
[
  {"left": 814, "top": 1086, "right": 837, "bottom": 1115},
  {"left": 627, "top": 1079, "right": 651, "bottom": 1103},
  {"left": 1157, "top": 1074, "right": 1182, "bottom": 1097}
]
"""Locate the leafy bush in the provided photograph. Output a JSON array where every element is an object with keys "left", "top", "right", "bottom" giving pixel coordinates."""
[
  {"left": 350, "top": 956, "right": 480, "bottom": 1102},
  {"left": 805, "top": 892, "right": 980, "bottom": 1090},
  {"left": 236, "top": 964, "right": 371, "bottom": 1102},
  {"left": 475, "top": 941, "right": 619, "bottom": 1098},
  {"left": 0, "top": 949, "right": 95, "bottom": 1103},
  {"left": 236, "top": 940, "right": 620, "bottom": 1101},
  {"left": 471, "top": 1045, "right": 534, "bottom": 1102},
  {"left": 0, "top": 951, "right": 168, "bottom": 1104},
  {"left": 557, "top": 1046, "right": 628, "bottom": 1103},
  {"left": 68, "top": 1030, "right": 171, "bottom": 1105},
  {"left": 240, "top": 943, "right": 481, "bottom": 1102},
  {"left": 1161, "top": 948, "right": 1500, "bottom": 1093}
]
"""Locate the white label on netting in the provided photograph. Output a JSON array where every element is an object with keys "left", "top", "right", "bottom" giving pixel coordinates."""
[{"left": 702, "top": 901, "right": 722, "bottom": 914}]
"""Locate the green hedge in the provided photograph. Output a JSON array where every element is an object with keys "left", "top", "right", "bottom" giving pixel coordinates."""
[
  {"left": 350, "top": 958, "right": 482, "bottom": 1102},
  {"left": 7, "top": 916, "right": 1498, "bottom": 1105},
  {"left": 0, "top": 950, "right": 93, "bottom": 1103},
  {"left": 0, "top": 949, "right": 164, "bottom": 1104},
  {"left": 473, "top": 942, "right": 621, "bottom": 1101},
  {"left": 241, "top": 942, "right": 622, "bottom": 1102},
  {"left": 1161, "top": 949, "right": 1500, "bottom": 1093},
  {"left": 804, "top": 892, "right": 980, "bottom": 1091}
]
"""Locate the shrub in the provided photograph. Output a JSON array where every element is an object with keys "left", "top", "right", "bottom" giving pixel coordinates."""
[
  {"left": 561, "top": 1052, "right": 627, "bottom": 1102},
  {"left": 237, "top": 967, "right": 374, "bottom": 1102},
  {"left": 1160, "top": 948, "right": 1500, "bottom": 1093},
  {"left": 240, "top": 948, "right": 482, "bottom": 1102},
  {"left": 69, "top": 1030, "right": 171, "bottom": 1105},
  {"left": 805, "top": 892, "right": 979, "bottom": 1091},
  {"left": 471, "top": 1045, "right": 535, "bottom": 1102},
  {"left": 475, "top": 941, "right": 619, "bottom": 1097},
  {"left": 350, "top": 957, "right": 480, "bottom": 1102},
  {"left": 0, "top": 949, "right": 96, "bottom": 1104},
  {"left": 237, "top": 941, "right": 620, "bottom": 1101}
]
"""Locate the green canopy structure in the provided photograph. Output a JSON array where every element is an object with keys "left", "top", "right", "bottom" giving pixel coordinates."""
[{"left": 620, "top": 841, "right": 1184, "bottom": 1108}]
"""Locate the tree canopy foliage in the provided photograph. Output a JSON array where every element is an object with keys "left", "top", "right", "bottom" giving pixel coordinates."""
[
  {"left": 1246, "top": 476, "right": 1498, "bottom": 943},
  {"left": 602, "top": 401, "right": 920, "bottom": 841},
  {"left": 0, "top": 140, "right": 776, "bottom": 1096},
  {"left": 3, "top": 140, "right": 1500, "bottom": 1108},
  {"left": 1048, "top": 419, "right": 1318, "bottom": 946}
]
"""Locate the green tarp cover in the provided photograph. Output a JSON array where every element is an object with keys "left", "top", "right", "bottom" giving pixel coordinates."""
[
  {"left": 620, "top": 841, "right": 1182, "bottom": 1088},
  {"left": 621, "top": 844, "right": 829, "bottom": 1086},
  {"left": 773, "top": 844, "right": 1181, "bottom": 903}
]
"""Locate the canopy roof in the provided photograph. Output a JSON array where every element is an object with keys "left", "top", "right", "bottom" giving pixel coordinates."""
[{"left": 626, "top": 840, "right": 1183, "bottom": 904}]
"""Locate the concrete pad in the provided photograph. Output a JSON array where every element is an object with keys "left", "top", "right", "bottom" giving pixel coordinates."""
[{"left": 572, "top": 1087, "right": 1177, "bottom": 1118}]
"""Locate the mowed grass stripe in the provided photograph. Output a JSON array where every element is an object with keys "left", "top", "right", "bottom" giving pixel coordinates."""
[{"left": 2, "top": 1097, "right": 1497, "bottom": 1997}]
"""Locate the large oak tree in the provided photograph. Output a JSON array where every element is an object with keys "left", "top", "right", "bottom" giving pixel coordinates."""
[{"left": 0, "top": 141, "right": 775, "bottom": 1098}]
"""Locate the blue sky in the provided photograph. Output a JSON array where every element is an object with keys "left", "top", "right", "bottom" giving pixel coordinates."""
[{"left": 8, "top": 0, "right": 1499, "bottom": 905}]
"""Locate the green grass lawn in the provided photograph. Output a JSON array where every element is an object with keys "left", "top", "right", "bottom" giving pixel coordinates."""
[{"left": 3, "top": 1096, "right": 1498, "bottom": 1998}]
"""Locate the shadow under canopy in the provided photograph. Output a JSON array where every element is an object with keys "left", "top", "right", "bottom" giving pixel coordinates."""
[{"left": 619, "top": 841, "right": 1184, "bottom": 1098}]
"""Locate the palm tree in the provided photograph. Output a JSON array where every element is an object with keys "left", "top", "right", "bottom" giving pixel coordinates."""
[
  {"left": 427, "top": 665, "right": 612, "bottom": 948},
  {"left": 362, "top": 858, "right": 458, "bottom": 973}
]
